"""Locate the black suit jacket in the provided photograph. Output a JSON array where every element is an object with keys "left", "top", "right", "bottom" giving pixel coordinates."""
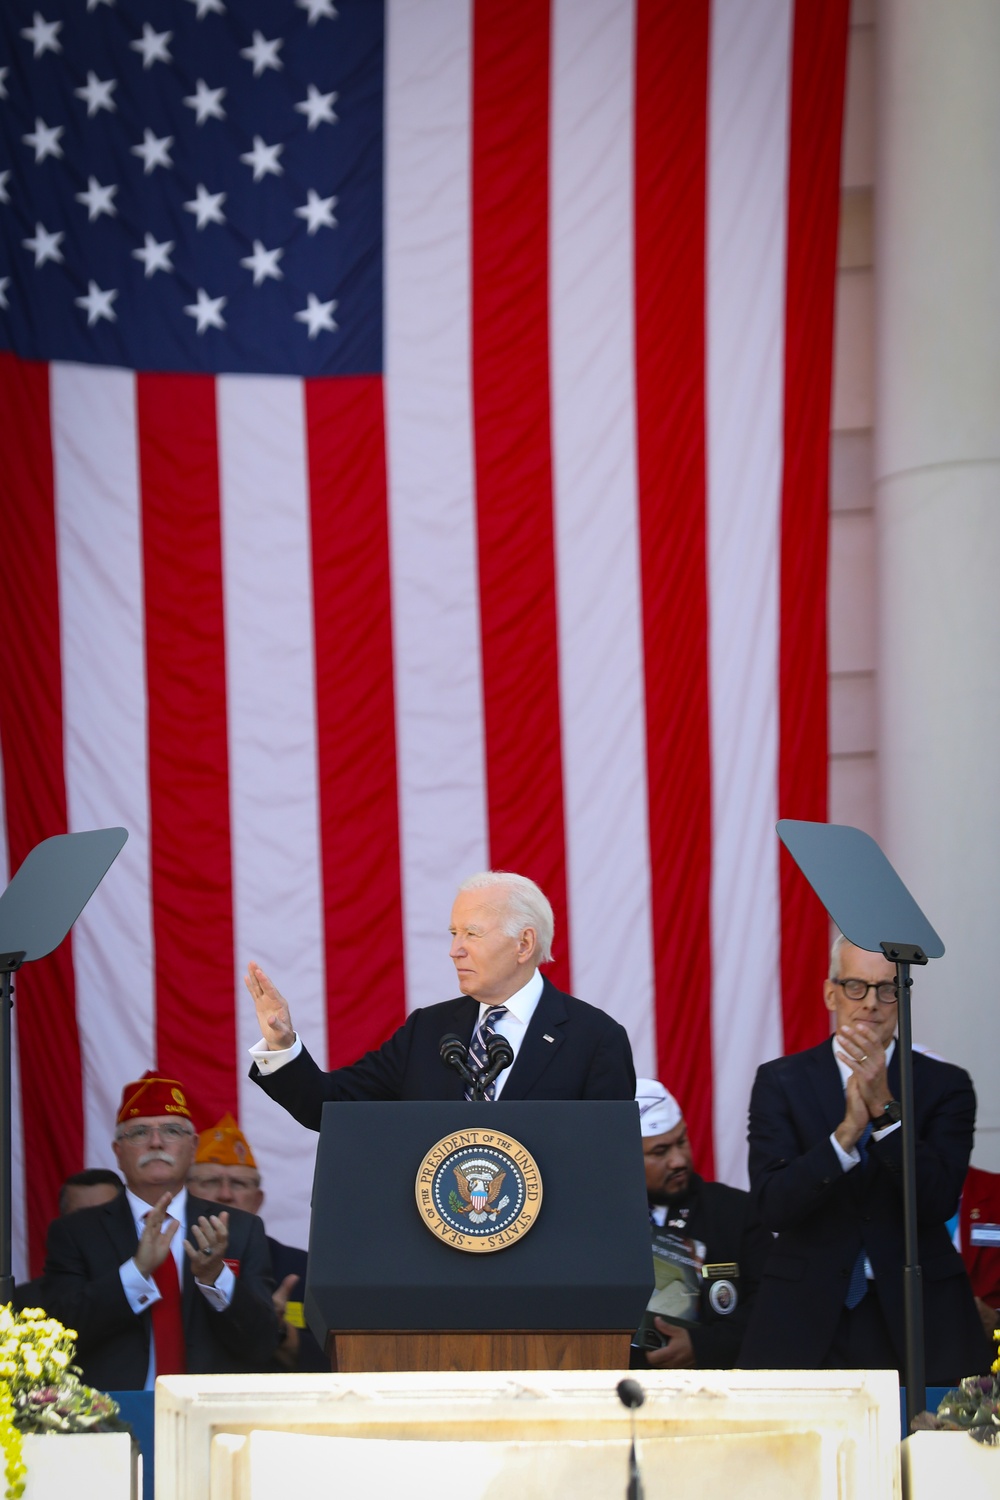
[
  {"left": 251, "top": 976, "right": 636, "bottom": 1129},
  {"left": 739, "top": 1039, "right": 991, "bottom": 1384},
  {"left": 39, "top": 1193, "right": 280, "bottom": 1391}
]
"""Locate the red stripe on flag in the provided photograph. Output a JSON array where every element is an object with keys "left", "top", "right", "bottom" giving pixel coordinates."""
[
  {"left": 778, "top": 0, "right": 849, "bottom": 1053},
  {"left": 634, "top": 2, "right": 714, "bottom": 1170},
  {"left": 304, "top": 376, "right": 406, "bottom": 1064},
  {"left": 136, "top": 374, "right": 237, "bottom": 1124},
  {"left": 0, "top": 352, "right": 84, "bottom": 1270},
  {"left": 470, "top": 0, "right": 571, "bottom": 986}
]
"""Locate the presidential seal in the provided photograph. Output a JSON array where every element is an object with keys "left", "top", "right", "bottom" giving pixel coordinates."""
[{"left": 415, "top": 1129, "right": 542, "bottom": 1253}]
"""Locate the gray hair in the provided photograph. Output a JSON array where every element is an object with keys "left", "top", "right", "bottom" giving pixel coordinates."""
[
  {"left": 828, "top": 931, "right": 849, "bottom": 980},
  {"left": 457, "top": 871, "right": 554, "bottom": 963}
]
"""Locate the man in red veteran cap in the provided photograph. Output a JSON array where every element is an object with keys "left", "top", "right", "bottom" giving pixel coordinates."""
[{"left": 38, "top": 1072, "right": 280, "bottom": 1390}]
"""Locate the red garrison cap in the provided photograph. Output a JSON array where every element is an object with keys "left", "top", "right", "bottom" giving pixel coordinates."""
[{"left": 116, "top": 1070, "right": 193, "bottom": 1125}]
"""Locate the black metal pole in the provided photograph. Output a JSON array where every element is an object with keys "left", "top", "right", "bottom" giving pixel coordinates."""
[
  {"left": 894, "top": 956, "right": 926, "bottom": 1425},
  {"left": 0, "top": 957, "right": 23, "bottom": 1306}
]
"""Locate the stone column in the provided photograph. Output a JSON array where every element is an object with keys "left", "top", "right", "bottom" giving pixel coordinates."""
[{"left": 875, "top": 0, "right": 1000, "bottom": 1167}]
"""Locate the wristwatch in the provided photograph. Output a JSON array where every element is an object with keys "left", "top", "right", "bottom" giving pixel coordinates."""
[{"left": 875, "top": 1099, "right": 902, "bottom": 1127}]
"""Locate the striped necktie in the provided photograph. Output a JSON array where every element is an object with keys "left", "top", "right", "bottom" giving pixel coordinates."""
[
  {"left": 464, "top": 1005, "right": 509, "bottom": 1100},
  {"left": 844, "top": 1123, "right": 873, "bottom": 1309}
]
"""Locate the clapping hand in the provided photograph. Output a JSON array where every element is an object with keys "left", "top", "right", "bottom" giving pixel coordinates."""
[{"left": 183, "top": 1211, "right": 230, "bottom": 1286}]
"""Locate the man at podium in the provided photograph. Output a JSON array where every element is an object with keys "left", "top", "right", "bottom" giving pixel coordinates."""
[{"left": 245, "top": 870, "right": 635, "bottom": 1127}]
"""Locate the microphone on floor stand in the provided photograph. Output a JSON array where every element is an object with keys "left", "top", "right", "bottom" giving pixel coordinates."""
[{"left": 616, "top": 1378, "right": 645, "bottom": 1500}]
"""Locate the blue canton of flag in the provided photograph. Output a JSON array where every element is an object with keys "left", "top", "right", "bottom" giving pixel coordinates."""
[{"left": 0, "top": 0, "right": 383, "bottom": 376}]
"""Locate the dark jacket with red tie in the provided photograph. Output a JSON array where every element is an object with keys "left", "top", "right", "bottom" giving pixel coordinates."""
[{"left": 39, "top": 1192, "right": 279, "bottom": 1390}]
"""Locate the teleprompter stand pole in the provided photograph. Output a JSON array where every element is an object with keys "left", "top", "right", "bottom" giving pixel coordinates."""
[
  {"left": 882, "top": 941, "right": 929, "bottom": 1424},
  {"left": 0, "top": 954, "right": 25, "bottom": 1306}
]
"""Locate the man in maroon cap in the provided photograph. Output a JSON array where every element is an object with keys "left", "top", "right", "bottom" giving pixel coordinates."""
[{"left": 39, "top": 1071, "right": 279, "bottom": 1390}]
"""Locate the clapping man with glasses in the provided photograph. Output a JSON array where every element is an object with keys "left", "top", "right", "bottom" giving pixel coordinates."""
[
  {"left": 739, "top": 935, "right": 990, "bottom": 1383},
  {"left": 39, "top": 1072, "right": 279, "bottom": 1390}
]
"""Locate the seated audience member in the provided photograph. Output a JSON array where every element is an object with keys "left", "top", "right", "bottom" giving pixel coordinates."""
[
  {"left": 631, "top": 1080, "right": 767, "bottom": 1369},
  {"left": 60, "top": 1168, "right": 123, "bottom": 1216},
  {"left": 13, "top": 1170, "right": 125, "bottom": 1311},
  {"left": 188, "top": 1112, "right": 326, "bottom": 1371},
  {"left": 39, "top": 1071, "right": 279, "bottom": 1389}
]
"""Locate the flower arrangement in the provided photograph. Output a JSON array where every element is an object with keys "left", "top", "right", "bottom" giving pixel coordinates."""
[
  {"left": 0, "top": 1305, "right": 128, "bottom": 1499},
  {"left": 923, "top": 1330, "right": 1000, "bottom": 1445}
]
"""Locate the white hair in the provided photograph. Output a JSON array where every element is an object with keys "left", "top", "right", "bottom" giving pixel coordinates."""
[
  {"left": 457, "top": 870, "right": 554, "bottom": 963},
  {"left": 828, "top": 931, "right": 849, "bottom": 980}
]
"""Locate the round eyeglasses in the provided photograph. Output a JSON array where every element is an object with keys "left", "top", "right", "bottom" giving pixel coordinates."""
[{"left": 832, "top": 978, "right": 898, "bottom": 1005}]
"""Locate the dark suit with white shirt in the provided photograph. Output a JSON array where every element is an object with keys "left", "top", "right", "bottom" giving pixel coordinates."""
[
  {"left": 739, "top": 1039, "right": 991, "bottom": 1383},
  {"left": 250, "top": 976, "right": 635, "bottom": 1129}
]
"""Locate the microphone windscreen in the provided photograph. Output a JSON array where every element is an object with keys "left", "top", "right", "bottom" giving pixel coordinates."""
[
  {"left": 439, "top": 1032, "right": 467, "bottom": 1063},
  {"left": 486, "top": 1033, "right": 514, "bottom": 1066}
]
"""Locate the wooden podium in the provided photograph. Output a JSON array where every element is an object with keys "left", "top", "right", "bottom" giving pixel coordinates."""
[
  {"left": 304, "top": 1101, "right": 651, "bottom": 1374},
  {"left": 330, "top": 1330, "right": 630, "bottom": 1373}
]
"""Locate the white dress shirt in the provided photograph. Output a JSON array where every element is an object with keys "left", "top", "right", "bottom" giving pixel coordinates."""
[{"left": 475, "top": 967, "right": 543, "bottom": 1098}]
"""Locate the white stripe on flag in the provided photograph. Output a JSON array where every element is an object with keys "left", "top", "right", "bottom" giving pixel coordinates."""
[
  {"left": 218, "top": 375, "right": 324, "bottom": 1251},
  {"left": 51, "top": 363, "right": 157, "bottom": 1172},
  {"left": 707, "top": 0, "right": 792, "bottom": 1185},
  {"left": 384, "top": 0, "right": 488, "bottom": 1009},
  {"left": 549, "top": 0, "right": 655, "bottom": 1067}
]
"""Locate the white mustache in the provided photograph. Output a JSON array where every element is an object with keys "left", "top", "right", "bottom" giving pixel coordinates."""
[{"left": 137, "top": 1150, "right": 175, "bottom": 1168}]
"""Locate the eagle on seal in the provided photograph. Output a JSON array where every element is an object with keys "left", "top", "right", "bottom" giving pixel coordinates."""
[{"left": 453, "top": 1164, "right": 506, "bottom": 1215}]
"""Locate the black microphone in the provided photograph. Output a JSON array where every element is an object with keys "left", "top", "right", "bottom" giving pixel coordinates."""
[
  {"left": 439, "top": 1033, "right": 478, "bottom": 1089},
  {"left": 616, "top": 1379, "right": 645, "bottom": 1500},
  {"left": 475, "top": 1032, "right": 514, "bottom": 1098}
]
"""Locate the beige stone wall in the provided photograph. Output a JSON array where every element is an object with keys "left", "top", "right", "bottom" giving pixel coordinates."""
[{"left": 829, "top": 0, "right": 877, "bottom": 838}]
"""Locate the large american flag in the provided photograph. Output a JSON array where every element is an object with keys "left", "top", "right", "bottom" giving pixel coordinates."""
[{"left": 0, "top": 0, "right": 847, "bottom": 1277}]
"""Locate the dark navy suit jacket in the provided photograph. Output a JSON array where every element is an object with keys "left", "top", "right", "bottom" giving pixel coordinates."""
[
  {"left": 250, "top": 976, "right": 636, "bottom": 1129},
  {"left": 739, "top": 1039, "right": 991, "bottom": 1384}
]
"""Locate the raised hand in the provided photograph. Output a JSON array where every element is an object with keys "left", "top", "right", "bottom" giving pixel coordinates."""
[{"left": 244, "top": 962, "right": 296, "bottom": 1051}]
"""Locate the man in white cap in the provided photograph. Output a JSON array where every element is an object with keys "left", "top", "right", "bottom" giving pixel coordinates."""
[{"left": 631, "top": 1079, "right": 768, "bottom": 1369}]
